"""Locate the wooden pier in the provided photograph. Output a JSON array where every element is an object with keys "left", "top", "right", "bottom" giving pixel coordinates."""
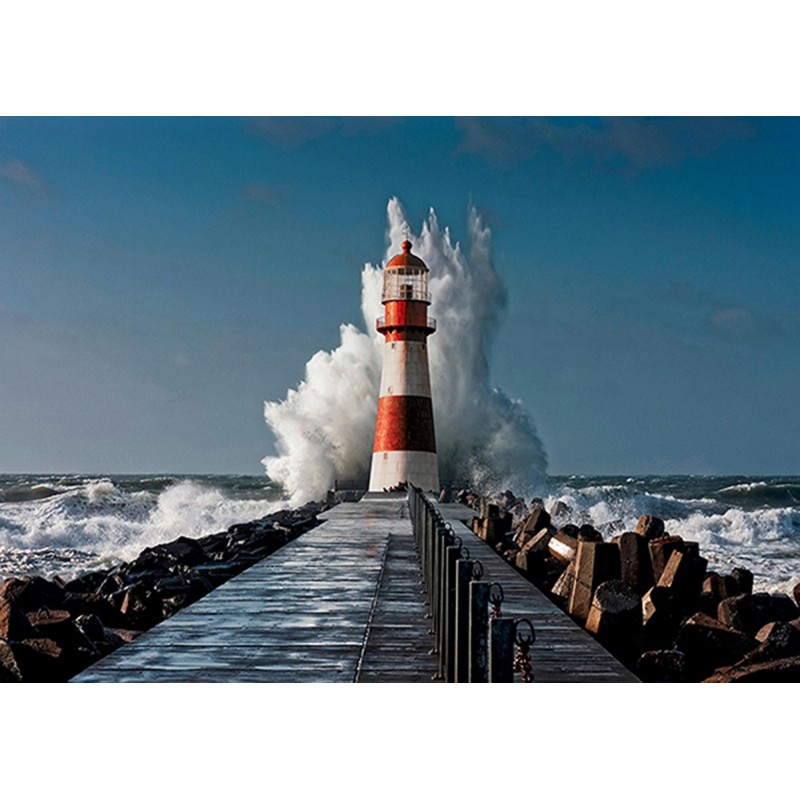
[{"left": 73, "top": 495, "right": 637, "bottom": 683}]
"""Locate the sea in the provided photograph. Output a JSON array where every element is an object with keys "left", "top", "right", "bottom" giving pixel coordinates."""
[{"left": 0, "top": 473, "right": 798, "bottom": 596}]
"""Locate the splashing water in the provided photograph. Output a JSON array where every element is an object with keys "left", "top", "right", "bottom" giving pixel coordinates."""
[{"left": 262, "top": 198, "right": 548, "bottom": 504}]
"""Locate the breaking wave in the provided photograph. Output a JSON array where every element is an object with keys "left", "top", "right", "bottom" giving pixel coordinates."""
[
  {"left": 539, "top": 477, "right": 800, "bottom": 594},
  {"left": 262, "top": 198, "right": 548, "bottom": 504},
  {"left": 0, "top": 475, "right": 285, "bottom": 579}
]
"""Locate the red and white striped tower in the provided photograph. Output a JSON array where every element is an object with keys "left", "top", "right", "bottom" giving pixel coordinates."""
[{"left": 369, "top": 240, "right": 439, "bottom": 493}]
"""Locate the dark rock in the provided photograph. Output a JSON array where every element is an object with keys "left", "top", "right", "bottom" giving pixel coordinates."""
[
  {"left": 62, "top": 571, "right": 109, "bottom": 595},
  {"left": 642, "top": 585, "right": 683, "bottom": 648},
  {"left": 0, "top": 598, "right": 36, "bottom": 641},
  {"left": 635, "top": 515, "right": 665, "bottom": 540},
  {"left": 726, "top": 567, "right": 754, "bottom": 596},
  {"left": 737, "top": 621, "right": 800, "bottom": 666},
  {"left": 0, "top": 576, "right": 66, "bottom": 612},
  {"left": 549, "top": 500, "right": 572, "bottom": 521},
  {"left": 519, "top": 507, "right": 551, "bottom": 535},
  {"left": 674, "top": 612, "right": 757, "bottom": 680},
  {"left": 704, "top": 655, "right": 800, "bottom": 683},
  {"left": 11, "top": 637, "right": 64, "bottom": 681},
  {"left": 73, "top": 614, "right": 106, "bottom": 643},
  {"left": 697, "top": 591, "right": 721, "bottom": 617},
  {"left": 0, "top": 641, "right": 23, "bottom": 682},
  {"left": 656, "top": 550, "right": 707, "bottom": 610},
  {"left": 62, "top": 591, "right": 130, "bottom": 629},
  {"left": 702, "top": 572, "right": 728, "bottom": 603},
  {"left": 718, "top": 594, "right": 752, "bottom": 633},
  {"left": 577, "top": 525, "right": 603, "bottom": 543},
  {"left": 26, "top": 608, "right": 96, "bottom": 653},
  {"left": 98, "top": 572, "right": 127, "bottom": 596},
  {"left": 115, "top": 583, "right": 163, "bottom": 630},
  {"left": 760, "top": 593, "right": 799, "bottom": 622},
  {"left": 585, "top": 579, "right": 641, "bottom": 662},
  {"left": 479, "top": 517, "right": 508, "bottom": 548},
  {"left": 551, "top": 562, "right": 576, "bottom": 600},
  {"left": 649, "top": 536, "right": 686, "bottom": 583},
  {"left": 636, "top": 649, "right": 689, "bottom": 682},
  {"left": 719, "top": 592, "right": 799, "bottom": 637},
  {"left": 515, "top": 529, "right": 553, "bottom": 576},
  {"left": 617, "top": 531, "right": 654, "bottom": 595}
]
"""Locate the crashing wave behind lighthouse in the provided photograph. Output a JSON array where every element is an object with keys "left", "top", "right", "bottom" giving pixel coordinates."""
[{"left": 368, "top": 240, "right": 440, "bottom": 493}]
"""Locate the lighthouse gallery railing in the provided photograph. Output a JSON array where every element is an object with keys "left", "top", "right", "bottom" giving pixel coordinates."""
[{"left": 376, "top": 316, "right": 436, "bottom": 331}]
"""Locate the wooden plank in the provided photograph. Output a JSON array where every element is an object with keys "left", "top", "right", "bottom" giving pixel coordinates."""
[{"left": 73, "top": 495, "right": 636, "bottom": 683}]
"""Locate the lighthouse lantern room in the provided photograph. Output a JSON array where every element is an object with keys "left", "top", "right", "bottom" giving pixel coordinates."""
[{"left": 368, "top": 240, "right": 440, "bottom": 493}]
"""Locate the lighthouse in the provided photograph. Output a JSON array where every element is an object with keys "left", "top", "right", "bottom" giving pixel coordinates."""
[{"left": 368, "top": 240, "right": 440, "bottom": 493}]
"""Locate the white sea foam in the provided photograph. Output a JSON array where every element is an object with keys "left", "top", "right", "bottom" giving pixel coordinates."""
[
  {"left": 536, "top": 482, "right": 800, "bottom": 593},
  {"left": 262, "top": 198, "right": 548, "bottom": 504},
  {"left": 0, "top": 478, "right": 284, "bottom": 577}
]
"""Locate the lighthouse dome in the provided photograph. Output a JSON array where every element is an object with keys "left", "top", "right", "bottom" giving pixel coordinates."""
[{"left": 386, "top": 240, "right": 427, "bottom": 271}]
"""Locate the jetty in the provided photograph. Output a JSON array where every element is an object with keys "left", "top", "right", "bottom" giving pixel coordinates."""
[{"left": 72, "top": 491, "right": 637, "bottom": 682}]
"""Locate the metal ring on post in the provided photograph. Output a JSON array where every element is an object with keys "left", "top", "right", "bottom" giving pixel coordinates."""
[
  {"left": 471, "top": 560, "right": 484, "bottom": 580},
  {"left": 514, "top": 619, "right": 536, "bottom": 647},
  {"left": 459, "top": 546, "right": 471, "bottom": 560},
  {"left": 513, "top": 619, "right": 536, "bottom": 683},
  {"left": 489, "top": 582, "right": 504, "bottom": 619}
]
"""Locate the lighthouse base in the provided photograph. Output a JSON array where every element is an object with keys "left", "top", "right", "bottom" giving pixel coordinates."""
[{"left": 368, "top": 450, "right": 440, "bottom": 493}]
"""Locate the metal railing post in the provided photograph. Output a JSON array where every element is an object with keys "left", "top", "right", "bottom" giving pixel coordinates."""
[
  {"left": 468, "top": 580, "right": 490, "bottom": 683},
  {"left": 454, "top": 558, "right": 473, "bottom": 683},
  {"left": 443, "top": 543, "right": 460, "bottom": 682},
  {"left": 489, "top": 617, "right": 515, "bottom": 683}
]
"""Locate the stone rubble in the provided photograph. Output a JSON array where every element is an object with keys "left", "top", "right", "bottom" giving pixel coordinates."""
[
  {"left": 457, "top": 487, "right": 800, "bottom": 682},
  {"left": 0, "top": 502, "right": 326, "bottom": 682}
]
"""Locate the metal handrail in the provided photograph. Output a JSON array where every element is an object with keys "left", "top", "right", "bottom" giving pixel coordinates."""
[
  {"left": 382, "top": 289, "right": 432, "bottom": 303},
  {"left": 408, "top": 484, "right": 532, "bottom": 682}
]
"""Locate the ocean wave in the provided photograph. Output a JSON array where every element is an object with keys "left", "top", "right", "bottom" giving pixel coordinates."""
[
  {"left": 716, "top": 481, "right": 800, "bottom": 505},
  {"left": 0, "top": 478, "right": 286, "bottom": 579},
  {"left": 539, "top": 480, "right": 800, "bottom": 593}
]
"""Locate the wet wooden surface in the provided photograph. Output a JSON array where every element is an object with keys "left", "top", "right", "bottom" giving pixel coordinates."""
[
  {"left": 73, "top": 495, "right": 636, "bottom": 683},
  {"left": 437, "top": 503, "right": 639, "bottom": 682},
  {"left": 73, "top": 497, "right": 438, "bottom": 683}
]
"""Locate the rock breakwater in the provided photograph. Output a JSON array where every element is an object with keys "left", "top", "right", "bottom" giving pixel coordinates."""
[
  {"left": 457, "top": 488, "right": 800, "bottom": 682},
  {"left": 0, "top": 502, "right": 326, "bottom": 682}
]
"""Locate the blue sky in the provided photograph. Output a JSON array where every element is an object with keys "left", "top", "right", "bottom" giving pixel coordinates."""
[{"left": 1, "top": 116, "right": 798, "bottom": 475}]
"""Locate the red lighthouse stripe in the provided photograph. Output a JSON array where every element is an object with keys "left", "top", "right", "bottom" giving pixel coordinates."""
[{"left": 373, "top": 395, "right": 436, "bottom": 453}]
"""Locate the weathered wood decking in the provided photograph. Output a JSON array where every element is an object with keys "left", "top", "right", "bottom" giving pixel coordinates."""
[{"left": 73, "top": 495, "right": 637, "bottom": 682}]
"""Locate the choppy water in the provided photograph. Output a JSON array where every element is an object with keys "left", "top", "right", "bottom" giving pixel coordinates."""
[
  {"left": 540, "top": 475, "right": 800, "bottom": 595},
  {"left": 1, "top": 472, "right": 797, "bottom": 596},
  {"left": 0, "top": 474, "right": 286, "bottom": 580}
]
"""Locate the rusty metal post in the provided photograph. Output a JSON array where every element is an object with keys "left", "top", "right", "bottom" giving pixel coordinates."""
[
  {"left": 468, "top": 581, "right": 490, "bottom": 683},
  {"left": 489, "top": 617, "right": 515, "bottom": 683},
  {"left": 454, "top": 558, "right": 473, "bottom": 683}
]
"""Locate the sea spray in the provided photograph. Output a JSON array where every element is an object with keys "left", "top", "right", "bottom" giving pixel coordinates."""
[
  {"left": 262, "top": 198, "right": 549, "bottom": 504},
  {"left": 0, "top": 475, "right": 286, "bottom": 578}
]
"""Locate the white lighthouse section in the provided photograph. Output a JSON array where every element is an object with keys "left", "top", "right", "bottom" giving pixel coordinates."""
[
  {"left": 378, "top": 341, "right": 432, "bottom": 397},
  {"left": 369, "top": 450, "right": 439, "bottom": 492}
]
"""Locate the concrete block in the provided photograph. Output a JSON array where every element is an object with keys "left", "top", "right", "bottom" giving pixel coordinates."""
[
  {"left": 649, "top": 536, "right": 685, "bottom": 583},
  {"left": 548, "top": 531, "right": 579, "bottom": 564},
  {"left": 635, "top": 515, "right": 665, "bottom": 540},
  {"left": 568, "top": 541, "right": 620, "bottom": 623},
  {"left": 551, "top": 562, "right": 575, "bottom": 600},
  {"left": 656, "top": 550, "right": 707, "bottom": 607},
  {"left": 618, "top": 531, "right": 653, "bottom": 595}
]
